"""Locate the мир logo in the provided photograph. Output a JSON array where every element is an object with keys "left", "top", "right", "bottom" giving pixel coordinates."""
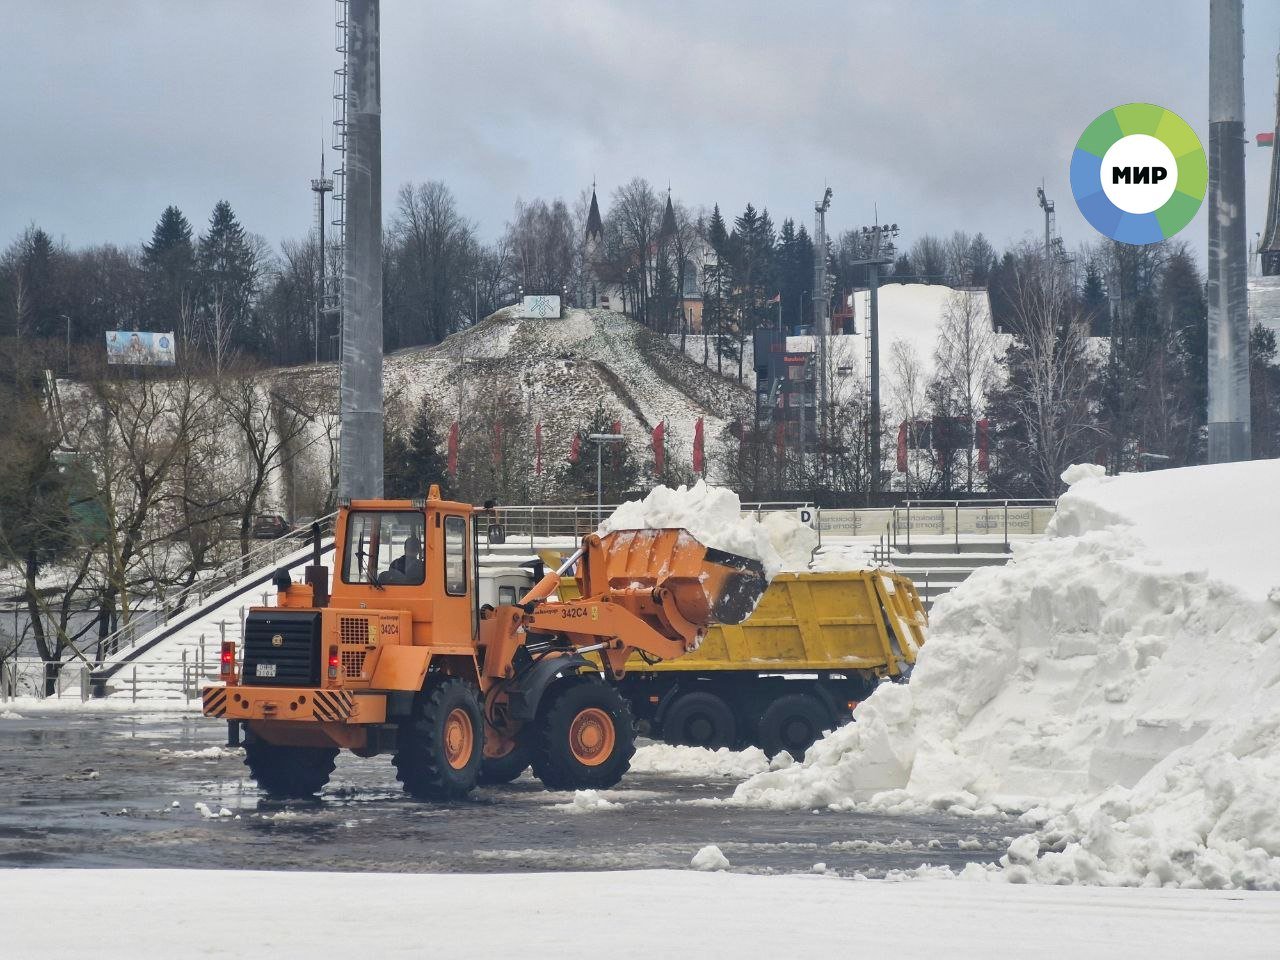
[{"left": 1070, "top": 103, "right": 1206, "bottom": 245}]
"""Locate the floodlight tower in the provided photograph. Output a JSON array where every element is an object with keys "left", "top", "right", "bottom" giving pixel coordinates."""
[
  {"left": 850, "top": 221, "right": 899, "bottom": 493},
  {"left": 813, "top": 188, "right": 833, "bottom": 474},
  {"left": 1036, "top": 185, "right": 1055, "bottom": 267},
  {"left": 1207, "top": 0, "right": 1250, "bottom": 462},
  {"left": 337, "top": 0, "right": 384, "bottom": 498},
  {"left": 310, "top": 151, "right": 334, "bottom": 364}
]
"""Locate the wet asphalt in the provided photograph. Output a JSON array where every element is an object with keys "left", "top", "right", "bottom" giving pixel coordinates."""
[{"left": 0, "top": 714, "right": 1010, "bottom": 876}]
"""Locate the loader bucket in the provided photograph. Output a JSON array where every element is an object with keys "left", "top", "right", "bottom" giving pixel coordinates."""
[{"left": 588, "top": 529, "right": 769, "bottom": 627}]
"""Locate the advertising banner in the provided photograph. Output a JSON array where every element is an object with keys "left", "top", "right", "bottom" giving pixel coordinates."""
[{"left": 105, "top": 331, "right": 177, "bottom": 366}]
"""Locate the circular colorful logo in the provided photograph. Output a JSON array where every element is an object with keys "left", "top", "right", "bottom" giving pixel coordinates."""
[{"left": 1070, "top": 103, "right": 1206, "bottom": 245}]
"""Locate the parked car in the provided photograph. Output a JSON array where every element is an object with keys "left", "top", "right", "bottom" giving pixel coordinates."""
[{"left": 251, "top": 514, "right": 291, "bottom": 540}]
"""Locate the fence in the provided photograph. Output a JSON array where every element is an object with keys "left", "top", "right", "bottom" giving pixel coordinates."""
[{"left": 3, "top": 649, "right": 218, "bottom": 703}]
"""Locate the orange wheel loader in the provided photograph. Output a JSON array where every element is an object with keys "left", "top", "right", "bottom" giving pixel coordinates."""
[{"left": 202, "top": 485, "right": 768, "bottom": 800}]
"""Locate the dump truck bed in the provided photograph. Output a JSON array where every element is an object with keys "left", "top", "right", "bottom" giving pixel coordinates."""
[{"left": 554, "top": 565, "right": 928, "bottom": 678}]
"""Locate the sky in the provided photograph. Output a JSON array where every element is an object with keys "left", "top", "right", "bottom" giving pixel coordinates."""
[{"left": 5, "top": 1, "right": 1280, "bottom": 269}]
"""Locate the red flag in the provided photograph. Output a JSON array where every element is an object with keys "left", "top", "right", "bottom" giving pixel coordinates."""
[
  {"left": 652, "top": 421, "right": 665, "bottom": 475},
  {"left": 977, "top": 418, "right": 990, "bottom": 473},
  {"left": 568, "top": 432, "right": 581, "bottom": 465},
  {"left": 767, "top": 292, "right": 781, "bottom": 304},
  {"left": 535, "top": 422, "right": 543, "bottom": 476},
  {"left": 896, "top": 422, "right": 908, "bottom": 473},
  {"left": 1258, "top": 132, "right": 1276, "bottom": 147},
  {"left": 447, "top": 422, "right": 459, "bottom": 478},
  {"left": 693, "top": 417, "right": 705, "bottom": 475},
  {"left": 774, "top": 422, "right": 785, "bottom": 458}
]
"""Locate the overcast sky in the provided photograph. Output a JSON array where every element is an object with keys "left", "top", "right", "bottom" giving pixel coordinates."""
[{"left": 5, "top": 1, "right": 1280, "bottom": 267}]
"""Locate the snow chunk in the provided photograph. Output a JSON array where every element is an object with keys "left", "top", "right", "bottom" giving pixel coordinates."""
[
  {"left": 631, "top": 743, "right": 769, "bottom": 779},
  {"left": 194, "top": 802, "right": 234, "bottom": 820},
  {"left": 690, "top": 844, "right": 730, "bottom": 871},
  {"left": 599, "top": 480, "right": 814, "bottom": 577},
  {"left": 0, "top": 711, "right": 24, "bottom": 720},
  {"left": 552, "top": 790, "right": 621, "bottom": 813},
  {"left": 1061, "top": 462, "right": 1107, "bottom": 486}
]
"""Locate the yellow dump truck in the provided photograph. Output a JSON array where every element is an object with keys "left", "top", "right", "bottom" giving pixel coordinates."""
[{"left": 547, "top": 563, "right": 927, "bottom": 760}]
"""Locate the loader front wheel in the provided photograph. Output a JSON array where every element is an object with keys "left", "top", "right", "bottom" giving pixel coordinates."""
[
  {"left": 243, "top": 730, "right": 337, "bottom": 800},
  {"left": 527, "top": 677, "right": 635, "bottom": 791},
  {"left": 394, "top": 678, "right": 484, "bottom": 800}
]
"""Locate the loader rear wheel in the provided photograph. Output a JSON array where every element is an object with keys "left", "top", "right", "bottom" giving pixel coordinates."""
[
  {"left": 243, "top": 730, "right": 337, "bottom": 800},
  {"left": 478, "top": 742, "right": 530, "bottom": 785},
  {"left": 527, "top": 677, "right": 635, "bottom": 791},
  {"left": 394, "top": 678, "right": 484, "bottom": 800},
  {"left": 757, "top": 693, "right": 834, "bottom": 761},
  {"left": 661, "top": 690, "right": 737, "bottom": 749}
]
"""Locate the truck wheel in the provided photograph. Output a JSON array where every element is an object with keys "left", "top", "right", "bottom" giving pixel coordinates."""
[
  {"left": 393, "top": 678, "right": 484, "bottom": 800},
  {"left": 662, "top": 691, "right": 737, "bottom": 749},
  {"left": 478, "top": 742, "right": 530, "bottom": 784},
  {"left": 757, "top": 693, "right": 834, "bottom": 760},
  {"left": 527, "top": 677, "right": 636, "bottom": 791},
  {"left": 243, "top": 730, "right": 337, "bottom": 799}
]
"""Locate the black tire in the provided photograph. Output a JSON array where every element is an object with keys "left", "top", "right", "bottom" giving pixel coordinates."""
[
  {"left": 756, "top": 693, "right": 834, "bottom": 760},
  {"left": 661, "top": 690, "right": 737, "bottom": 749},
  {"left": 393, "top": 677, "right": 484, "bottom": 800},
  {"left": 243, "top": 729, "right": 337, "bottom": 799},
  {"left": 478, "top": 742, "right": 530, "bottom": 784},
  {"left": 525, "top": 676, "right": 636, "bottom": 790}
]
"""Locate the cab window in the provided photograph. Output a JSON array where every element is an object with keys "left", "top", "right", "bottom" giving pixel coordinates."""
[
  {"left": 444, "top": 515, "right": 467, "bottom": 596},
  {"left": 343, "top": 511, "right": 425, "bottom": 586}
]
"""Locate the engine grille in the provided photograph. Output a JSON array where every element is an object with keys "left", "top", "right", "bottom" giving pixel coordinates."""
[
  {"left": 241, "top": 611, "right": 320, "bottom": 686},
  {"left": 341, "top": 649, "right": 367, "bottom": 679}
]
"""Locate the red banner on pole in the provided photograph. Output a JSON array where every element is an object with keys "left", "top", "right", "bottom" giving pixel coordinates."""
[
  {"left": 652, "top": 421, "right": 665, "bottom": 475},
  {"left": 896, "top": 422, "right": 908, "bottom": 473},
  {"left": 977, "top": 418, "right": 990, "bottom": 473},
  {"left": 535, "top": 422, "right": 543, "bottom": 476},
  {"left": 693, "top": 417, "right": 705, "bottom": 475},
  {"left": 568, "top": 433, "right": 581, "bottom": 465},
  {"left": 447, "top": 422, "right": 459, "bottom": 479}
]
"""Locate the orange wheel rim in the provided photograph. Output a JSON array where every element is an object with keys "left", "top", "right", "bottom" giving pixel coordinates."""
[
  {"left": 569, "top": 707, "right": 615, "bottom": 767},
  {"left": 444, "top": 708, "right": 474, "bottom": 770}
]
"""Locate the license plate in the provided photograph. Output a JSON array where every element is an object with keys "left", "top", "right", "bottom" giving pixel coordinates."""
[{"left": 255, "top": 663, "right": 277, "bottom": 678}]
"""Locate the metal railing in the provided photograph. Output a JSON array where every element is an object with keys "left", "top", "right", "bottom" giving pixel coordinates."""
[
  {"left": 892, "top": 499, "right": 1057, "bottom": 554},
  {"left": 91, "top": 513, "right": 337, "bottom": 662},
  {"left": 2, "top": 651, "right": 217, "bottom": 703}
]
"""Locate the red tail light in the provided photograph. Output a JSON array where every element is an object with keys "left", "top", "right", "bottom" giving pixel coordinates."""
[
  {"left": 220, "top": 641, "right": 236, "bottom": 677},
  {"left": 328, "top": 645, "right": 340, "bottom": 680}
]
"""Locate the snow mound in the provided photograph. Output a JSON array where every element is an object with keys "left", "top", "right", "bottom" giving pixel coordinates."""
[
  {"left": 0, "top": 711, "right": 24, "bottom": 720},
  {"left": 631, "top": 743, "right": 770, "bottom": 779},
  {"left": 690, "top": 844, "right": 730, "bottom": 871},
  {"left": 553, "top": 790, "right": 621, "bottom": 813},
  {"left": 733, "top": 459, "right": 1280, "bottom": 888},
  {"left": 600, "top": 481, "right": 816, "bottom": 577}
]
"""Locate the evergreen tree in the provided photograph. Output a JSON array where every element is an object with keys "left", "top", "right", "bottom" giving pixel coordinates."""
[
  {"left": 142, "top": 205, "right": 196, "bottom": 335},
  {"left": 385, "top": 398, "right": 451, "bottom": 498},
  {"left": 197, "top": 200, "right": 259, "bottom": 362},
  {"left": 701, "top": 205, "right": 732, "bottom": 376},
  {"left": 1080, "top": 259, "right": 1108, "bottom": 336},
  {"left": 559, "top": 403, "right": 640, "bottom": 503}
]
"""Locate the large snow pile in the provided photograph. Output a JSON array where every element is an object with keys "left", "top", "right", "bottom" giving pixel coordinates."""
[
  {"left": 599, "top": 481, "right": 817, "bottom": 577},
  {"left": 733, "top": 459, "right": 1280, "bottom": 888}
]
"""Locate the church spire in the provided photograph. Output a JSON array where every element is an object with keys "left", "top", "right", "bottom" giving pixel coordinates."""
[
  {"left": 659, "top": 187, "right": 677, "bottom": 240},
  {"left": 585, "top": 181, "right": 604, "bottom": 243}
]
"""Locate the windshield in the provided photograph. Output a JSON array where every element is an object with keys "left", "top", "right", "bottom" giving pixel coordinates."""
[{"left": 342, "top": 511, "right": 426, "bottom": 586}]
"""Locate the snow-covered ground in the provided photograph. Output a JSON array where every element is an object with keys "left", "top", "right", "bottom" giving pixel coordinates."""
[
  {"left": 732, "top": 459, "right": 1280, "bottom": 888},
  {"left": 6, "top": 868, "right": 1276, "bottom": 959}
]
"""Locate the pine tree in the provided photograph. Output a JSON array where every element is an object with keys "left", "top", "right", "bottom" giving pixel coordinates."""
[
  {"left": 1080, "top": 260, "right": 1108, "bottom": 336},
  {"left": 142, "top": 206, "right": 196, "bottom": 336},
  {"left": 558, "top": 403, "right": 640, "bottom": 503},
  {"left": 198, "top": 200, "right": 259, "bottom": 362},
  {"left": 386, "top": 398, "right": 451, "bottom": 498},
  {"left": 702, "top": 205, "right": 732, "bottom": 376}
]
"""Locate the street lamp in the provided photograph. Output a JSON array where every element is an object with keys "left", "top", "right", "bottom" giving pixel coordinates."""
[{"left": 587, "top": 432, "right": 625, "bottom": 518}]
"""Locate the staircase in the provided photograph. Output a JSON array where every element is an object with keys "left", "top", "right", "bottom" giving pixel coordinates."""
[{"left": 888, "top": 542, "right": 1016, "bottom": 611}]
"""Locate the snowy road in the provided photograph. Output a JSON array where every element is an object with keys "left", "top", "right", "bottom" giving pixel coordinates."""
[
  {"left": 6, "top": 868, "right": 1278, "bottom": 959},
  {"left": 0, "top": 713, "right": 1008, "bottom": 875}
]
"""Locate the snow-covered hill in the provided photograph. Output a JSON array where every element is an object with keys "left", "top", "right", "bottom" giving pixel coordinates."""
[{"left": 383, "top": 307, "right": 751, "bottom": 473}]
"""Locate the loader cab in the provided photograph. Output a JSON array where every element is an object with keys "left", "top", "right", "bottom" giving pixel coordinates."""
[{"left": 329, "top": 486, "right": 476, "bottom": 645}]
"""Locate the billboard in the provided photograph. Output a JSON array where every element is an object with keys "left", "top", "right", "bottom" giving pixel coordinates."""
[
  {"left": 519, "top": 295, "right": 561, "bottom": 319},
  {"left": 105, "top": 330, "right": 177, "bottom": 366}
]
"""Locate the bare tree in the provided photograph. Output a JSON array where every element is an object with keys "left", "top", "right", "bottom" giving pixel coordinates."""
[{"left": 934, "top": 291, "right": 998, "bottom": 490}]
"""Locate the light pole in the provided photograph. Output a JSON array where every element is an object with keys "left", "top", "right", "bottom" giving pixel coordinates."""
[
  {"left": 588, "top": 432, "right": 624, "bottom": 518},
  {"left": 850, "top": 222, "right": 899, "bottom": 494}
]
